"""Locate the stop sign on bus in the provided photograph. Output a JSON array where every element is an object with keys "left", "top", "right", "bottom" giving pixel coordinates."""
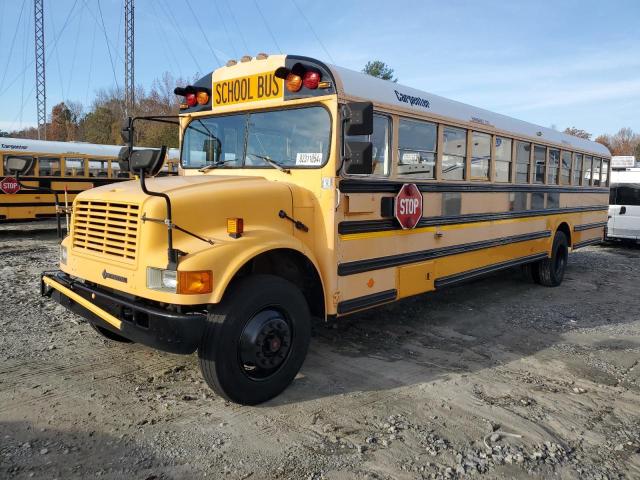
[
  {"left": 0, "top": 176, "right": 20, "bottom": 195},
  {"left": 394, "top": 183, "right": 423, "bottom": 229}
]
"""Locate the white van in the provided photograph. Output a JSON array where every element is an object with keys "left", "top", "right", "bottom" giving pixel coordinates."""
[{"left": 607, "top": 168, "right": 640, "bottom": 242}]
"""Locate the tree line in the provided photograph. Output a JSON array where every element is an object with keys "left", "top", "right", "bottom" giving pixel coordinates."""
[{"left": 0, "top": 72, "right": 190, "bottom": 148}]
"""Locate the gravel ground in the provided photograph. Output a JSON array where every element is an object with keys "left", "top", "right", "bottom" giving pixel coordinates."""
[{"left": 1, "top": 226, "right": 639, "bottom": 479}]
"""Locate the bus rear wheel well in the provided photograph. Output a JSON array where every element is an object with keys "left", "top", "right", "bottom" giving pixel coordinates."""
[
  {"left": 229, "top": 249, "right": 325, "bottom": 319},
  {"left": 556, "top": 222, "right": 572, "bottom": 247}
]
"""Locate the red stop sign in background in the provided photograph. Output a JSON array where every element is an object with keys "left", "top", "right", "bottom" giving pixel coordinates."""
[
  {"left": 0, "top": 176, "right": 20, "bottom": 195},
  {"left": 394, "top": 183, "right": 423, "bottom": 229}
]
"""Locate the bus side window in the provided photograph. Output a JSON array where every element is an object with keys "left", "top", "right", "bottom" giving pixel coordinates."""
[
  {"left": 593, "top": 157, "right": 602, "bottom": 186},
  {"left": 583, "top": 155, "right": 593, "bottom": 185},
  {"left": 39, "top": 157, "right": 61, "bottom": 176},
  {"left": 515, "top": 142, "right": 531, "bottom": 183},
  {"left": 3, "top": 155, "right": 35, "bottom": 175},
  {"left": 533, "top": 145, "right": 546, "bottom": 184},
  {"left": 442, "top": 126, "right": 467, "bottom": 180},
  {"left": 561, "top": 151, "right": 571, "bottom": 185},
  {"left": 65, "top": 157, "right": 86, "bottom": 177},
  {"left": 89, "top": 159, "right": 109, "bottom": 177},
  {"left": 346, "top": 114, "right": 391, "bottom": 176},
  {"left": 470, "top": 131, "right": 490, "bottom": 181},
  {"left": 572, "top": 154, "right": 583, "bottom": 185},
  {"left": 602, "top": 159, "right": 609, "bottom": 186},
  {"left": 397, "top": 117, "right": 436, "bottom": 179},
  {"left": 494, "top": 137, "right": 512, "bottom": 182},
  {"left": 548, "top": 148, "right": 560, "bottom": 184}
]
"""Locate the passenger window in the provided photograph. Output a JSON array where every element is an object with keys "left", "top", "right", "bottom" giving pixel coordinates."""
[
  {"left": 65, "top": 157, "right": 86, "bottom": 177},
  {"left": 583, "top": 155, "right": 593, "bottom": 185},
  {"left": 39, "top": 157, "right": 61, "bottom": 176},
  {"left": 601, "top": 159, "right": 609, "bottom": 186},
  {"left": 533, "top": 145, "right": 546, "bottom": 184},
  {"left": 615, "top": 185, "right": 640, "bottom": 206},
  {"left": 89, "top": 159, "right": 109, "bottom": 177},
  {"left": 592, "top": 157, "right": 602, "bottom": 186},
  {"left": 515, "top": 142, "right": 530, "bottom": 183},
  {"left": 548, "top": 148, "right": 559, "bottom": 184},
  {"left": 397, "top": 118, "right": 436, "bottom": 178},
  {"left": 561, "top": 151, "right": 571, "bottom": 185},
  {"left": 572, "top": 154, "right": 583, "bottom": 185},
  {"left": 494, "top": 137, "right": 512, "bottom": 182},
  {"left": 347, "top": 114, "right": 391, "bottom": 176},
  {"left": 3, "top": 155, "right": 35, "bottom": 175},
  {"left": 442, "top": 126, "right": 467, "bottom": 180},
  {"left": 470, "top": 132, "right": 490, "bottom": 180}
]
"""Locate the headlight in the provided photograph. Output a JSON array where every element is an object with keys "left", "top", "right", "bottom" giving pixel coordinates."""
[
  {"left": 147, "top": 267, "right": 177, "bottom": 292},
  {"left": 60, "top": 245, "right": 68, "bottom": 265}
]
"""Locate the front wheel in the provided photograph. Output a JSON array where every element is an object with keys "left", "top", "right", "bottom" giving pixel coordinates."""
[{"left": 198, "top": 274, "right": 311, "bottom": 405}]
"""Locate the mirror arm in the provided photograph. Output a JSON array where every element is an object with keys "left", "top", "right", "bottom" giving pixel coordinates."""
[{"left": 138, "top": 169, "right": 181, "bottom": 270}]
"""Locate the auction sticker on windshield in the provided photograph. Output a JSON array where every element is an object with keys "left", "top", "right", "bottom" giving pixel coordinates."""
[
  {"left": 213, "top": 72, "right": 283, "bottom": 107},
  {"left": 296, "top": 153, "right": 323, "bottom": 166}
]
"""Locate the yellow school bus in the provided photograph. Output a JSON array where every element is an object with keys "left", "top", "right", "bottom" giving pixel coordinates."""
[
  {"left": 40, "top": 54, "right": 610, "bottom": 405},
  {"left": 0, "top": 138, "right": 180, "bottom": 221}
]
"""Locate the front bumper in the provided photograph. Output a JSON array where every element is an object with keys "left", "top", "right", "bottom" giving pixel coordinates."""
[{"left": 41, "top": 271, "right": 206, "bottom": 354}]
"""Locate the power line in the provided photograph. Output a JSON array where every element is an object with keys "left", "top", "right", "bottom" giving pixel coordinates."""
[
  {"left": 49, "top": 0, "right": 67, "bottom": 101},
  {"left": 210, "top": 0, "right": 237, "bottom": 58},
  {"left": 148, "top": 1, "right": 183, "bottom": 78},
  {"left": 252, "top": 0, "right": 282, "bottom": 53},
  {"left": 0, "top": 0, "right": 28, "bottom": 93},
  {"left": 224, "top": 0, "right": 250, "bottom": 56},
  {"left": 156, "top": 0, "right": 203, "bottom": 73},
  {"left": 84, "top": 15, "right": 97, "bottom": 106},
  {"left": 66, "top": 2, "right": 84, "bottom": 98},
  {"left": 291, "top": 0, "right": 334, "bottom": 63},
  {"left": 185, "top": 0, "right": 221, "bottom": 67},
  {"left": 96, "top": 0, "right": 120, "bottom": 92}
]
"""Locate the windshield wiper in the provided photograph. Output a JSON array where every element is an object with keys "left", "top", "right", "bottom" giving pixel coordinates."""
[
  {"left": 247, "top": 152, "right": 290, "bottom": 174},
  {"left": 198, "top": 159, "right": 237, "bottom": 172}
]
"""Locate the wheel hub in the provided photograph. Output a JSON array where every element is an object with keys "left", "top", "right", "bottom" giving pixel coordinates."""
[{"left": 239, "top": 309, "right": 292, "bottom": 378}]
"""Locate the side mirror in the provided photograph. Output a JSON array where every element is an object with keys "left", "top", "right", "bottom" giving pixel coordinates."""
[
  {"left": 5, "top": 156, "right": 33, "bottom": 175},
  {"left": 121, "top": 118, "right": 133, "bottom": 144},
  {"left": 117, "top": 146, "right": 131, "bottom": 173},
  {"left": 345, "top": 141, "right": 373, "bottom": 175},
  {"left": 344, "top": 101, "right": 373, "bottom": 136},
  {"left": 129, "top": 147, "right": 167, "bottom": 176}
]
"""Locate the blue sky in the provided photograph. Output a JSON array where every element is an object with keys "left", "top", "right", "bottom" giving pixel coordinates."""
[{"left": 0, "top": 0, "right": 638, "bottom": 138}]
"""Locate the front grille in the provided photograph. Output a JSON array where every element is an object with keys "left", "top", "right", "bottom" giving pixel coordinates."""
[{"left": 72, "top": 200, "right": 140, "bottom": 262}]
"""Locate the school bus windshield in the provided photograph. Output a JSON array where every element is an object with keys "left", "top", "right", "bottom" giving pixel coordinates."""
[{"left": 181, "top": 105, "right": 331, "bottom": 169}]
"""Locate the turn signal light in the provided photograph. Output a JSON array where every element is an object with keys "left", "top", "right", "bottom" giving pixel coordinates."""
[
  {"left": 285, "top": 73, "right": 303, "bottom": 92},
  {"left": 196, "top": 91, "right": 209, "bottom": 105},
  {"left": 227, "top": 217, "right": 244, "bottom": 238},
  {"left": 178, "top": 270, "right": 213, "bottom": 295},
  {"left": 185, "top": 93, "right": 197, "bottom": 107}
]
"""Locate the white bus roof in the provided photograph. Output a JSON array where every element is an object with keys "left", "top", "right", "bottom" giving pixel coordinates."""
[
  {"left": 329, "top": 64, "right": 611, "bottom": 158},
  {"left": 0, "top": 137, "right": 126, "bottom": 157}
]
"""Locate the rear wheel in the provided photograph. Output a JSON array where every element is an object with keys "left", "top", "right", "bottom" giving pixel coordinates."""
[
  {"left": 534, "top": 230, "right": 569, "bottom": 287},
  {"left": 91, "top": 324, "right": 133, "bottom": 343},
  {"left": 198, "top": 274, "right": 311, "bottom": 405}
]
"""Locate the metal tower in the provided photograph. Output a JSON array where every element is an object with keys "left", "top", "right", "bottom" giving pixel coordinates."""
[
  {"left": 124, "top": 0, "right": 134, "bottom": 112},
  {"left": 34, "top": 0, "right": 46, "bottom": 139}
]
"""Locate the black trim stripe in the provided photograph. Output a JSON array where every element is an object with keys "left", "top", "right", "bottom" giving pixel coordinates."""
[
  {"left": 573, "top": 238, "right": 602, "bottom": 249},
  {"left": 574, "top": 221, "right": 607, "bottom": 232},
  {"left": 338, "top": 230, "right": 551, "bottom": 276},
  {"left": 0, "top": 202, "right": 58, "bottom": 207},
  {"left": 339, "top": 205, "right": 608, "bottom": 235},
  {"left": 434, "top": 253, "right": 548, "bottom": 288},
  {"left": 337, "top": 289, "right": 397, "bottom": 315},
  {"left": 339, "top": 179, "right": 609, "bottom": 194}
]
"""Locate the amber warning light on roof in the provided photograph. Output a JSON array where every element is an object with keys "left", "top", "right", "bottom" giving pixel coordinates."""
[{"left": 212, "top": 72, "right": 283, "bottom": 107}]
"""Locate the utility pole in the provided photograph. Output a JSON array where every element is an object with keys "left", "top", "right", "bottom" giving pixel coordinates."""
[
  {"left": 124, "top": 0, "right": 134, "bottom": 114},
  {"left": 34, "top": 0, "right": 46, "bottom": 139}
]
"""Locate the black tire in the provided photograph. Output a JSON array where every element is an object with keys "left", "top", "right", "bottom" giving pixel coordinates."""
[
  {"left": 91, "top": 324, "right": 133, "bottom": 343},
  {"left": 198, "top": 274, "right": 311, "bottom": 405},
  {"left": 534, "top": 230, "right": 569, "bottom": 287}
]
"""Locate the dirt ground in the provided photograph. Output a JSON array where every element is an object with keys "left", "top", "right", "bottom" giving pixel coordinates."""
[{"left": 1, "top": 226, "right": 639, "bottom": 480}]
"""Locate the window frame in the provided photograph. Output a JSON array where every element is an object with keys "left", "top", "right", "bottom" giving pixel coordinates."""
[
  {"left": 470, "top": 131, "right": 491, "bottom": 181},
  {"left": 395, "top": 116, "right": 439, "bottom": 180},
  {"left": 441, "top": 125, "right": 468, "bottom": 181}
]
